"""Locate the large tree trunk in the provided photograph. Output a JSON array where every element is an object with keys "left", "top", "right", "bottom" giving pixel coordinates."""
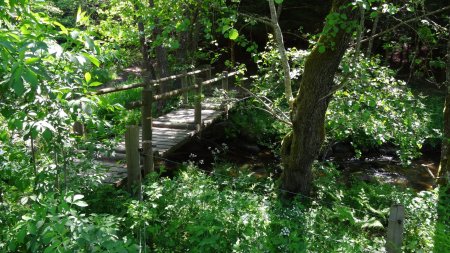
[
  {"left": 438, "top": 38, "right": 450, "bottom": 185},
  {"left": 280, "top": 0, "right": 353, "bottom": 197}
]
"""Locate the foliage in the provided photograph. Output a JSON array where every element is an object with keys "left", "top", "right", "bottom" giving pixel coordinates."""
[
  {"left": 1, "top": 0, "right": 448, "bottom": 252},
  {"left": 328, "top": 54, "right": 437, "bottom": 161},
  {"left": 1, "top": 192, "right": 137, "bottom": 252},
  {"left": 88, "top": 0, "right": 242, "bottom": 71},
  {"left": 227, "top": 37, "right": 302, "bottom": 146},
  {"left": 227, "top": 102, "right": 289, "bottom": 148},
  {"left": 247, "top": 38, "right": 436, "bottom": 161},
  {"left": 123, "top": 163, "right": 449, "bottom": 252}
]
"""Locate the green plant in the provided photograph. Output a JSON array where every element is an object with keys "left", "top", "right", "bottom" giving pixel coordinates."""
[
  {"left": 328, "top": 55, "right": 436, "bottom": 162},
  {"left": 248, "top": 38, "right": 437, "bottom": 162},
  {"left": 3, "top": 192, "right": 137, "bottom": 252},
  {"left": 122, "top": 163, "right": 449, "bottom": 252}
]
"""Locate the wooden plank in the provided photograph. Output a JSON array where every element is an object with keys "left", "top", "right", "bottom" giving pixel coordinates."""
[
  {"left": 152, "top": 122, "right": 196, "bottom": 130},
  {"left": 152, "top": 126, "right": 195, "bottom": 133},
  {"left": 152, "top": 133, "right": 194, "bottom": 139},
  {"left": 115, "top": 127, "right": 195, "bottom": 153},
  {"left": 152, "top": 136, "right": 186, "bottom": 142}
]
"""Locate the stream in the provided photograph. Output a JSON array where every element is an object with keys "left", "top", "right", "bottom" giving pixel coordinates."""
[{"left": 159, "top": 123, "right": 439, "bottom": 192}]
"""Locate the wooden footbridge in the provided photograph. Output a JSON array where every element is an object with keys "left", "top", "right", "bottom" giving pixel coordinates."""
[{"left": 88, "top": 66, "right": 240, "bottom": 188}]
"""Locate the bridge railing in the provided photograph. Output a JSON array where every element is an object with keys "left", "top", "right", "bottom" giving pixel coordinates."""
[
  {"left": 93, "top": 65, "right": 239, "bottom": 178},
  {"left": 93, "top": 67, "right": 211, "bottom": 96},
  {"left": 139, "top": 68, "right": 238, "bottom": 176}
]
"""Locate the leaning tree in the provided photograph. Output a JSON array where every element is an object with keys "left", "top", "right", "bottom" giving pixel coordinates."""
[{"left": 279, "top": 0, "right": 356, "bottom": 197}]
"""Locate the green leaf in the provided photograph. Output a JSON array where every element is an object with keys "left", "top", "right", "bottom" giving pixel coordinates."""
[
  {"left": 76, "top": 6, "right": 83, "bottom": 24},
  {"left": 73, "top": 194, "right": 84, "bottom": 201},
  {"left": 53, "top": 21, "right": 68, "bottom": 35},
  {"left": 74, "top": 201, "right": 88, "bottom": 207},
  {"left": 229, "top": 29, "right": 239, "bottom": 40},
  {"left": 12, "top": 75, "right": 25, "bottom": 96},
  {"left": 17, "top": 226, "right": 27, "bottom": 244},
  {"left": 44, "top": 245, "right": 56, "bottom": 253},
  {"left": 89, "top": 81, "right": 102, "bottom": 87},
  {"left": 318, "top": 45, "right": 326, "bottom": 53},
  {"left": 25, "top": 57, "right": 40, "bottom": 64},
  {"left": 361, "top": 218, "right": 384, "bottom": 228},
  {"left": 22, "top": 68, "right": 39, "bottom": 89},
  {"left": 84, "top": 35, "right": 96, "bottom": 51},
  {"left": 222, "top": 25, "right": 230, "bottom": 34},
  {"left": 85, "top": 72, "right": 91, "bottom": 83},
  {"left": 42, "top": 128, "right": 53, "bottom": 141},
  {"left": 370, "top": 11, "right": 378, "bottom": 19},
  {"left": 81, "top": 53, "right": 100, "bottom": 67},
  {"left": 275, "top": 0, "right": 283, "bottom": 4}
]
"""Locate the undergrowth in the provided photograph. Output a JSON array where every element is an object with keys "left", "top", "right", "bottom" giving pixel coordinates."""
[{"left": 123, "top": 163, "right": 449, "bottom": 252}]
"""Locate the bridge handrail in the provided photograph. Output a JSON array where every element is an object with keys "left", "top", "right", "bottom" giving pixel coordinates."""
[
  {"left": 124, "top": 68, "right": 239, "bottom": 176},
  {"left": 125, "top": 70, "right": 238, "bottom": 109},
  {"left": 94, "top": 67, "right": 212, "bottom": 96}
]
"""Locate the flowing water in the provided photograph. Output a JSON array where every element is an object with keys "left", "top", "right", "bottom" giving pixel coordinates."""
[
  {"left": 334, "top": 157, "right": 439, "bottom": 191},
  {"left": 160, "top": 125, "right": 439, "bottom": 192}
]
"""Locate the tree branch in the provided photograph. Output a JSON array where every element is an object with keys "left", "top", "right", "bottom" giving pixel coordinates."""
[
  {"left": 358, "top": 5, "right": 450, "bottom": 44},
  {"left": 269, "top": 0, "right": 294, "bottom": 108},
  {"left": 239, "top": 86, "right": 292, "bottom": 126},
  {"left": 238, "top": 12, "right": 273, "bottom": 27}
]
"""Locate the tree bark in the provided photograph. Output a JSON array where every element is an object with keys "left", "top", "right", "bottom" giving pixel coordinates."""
[
  {"left": 438, "top": 38, "right": 450, "bottom": 185},
  {"left": 280, "top": 0, "right": 353, "bottom": 197}
]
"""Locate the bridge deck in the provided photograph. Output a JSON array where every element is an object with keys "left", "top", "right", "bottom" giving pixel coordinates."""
[{"left": 97, "top": 100, "right": 231, "bottom": 184}]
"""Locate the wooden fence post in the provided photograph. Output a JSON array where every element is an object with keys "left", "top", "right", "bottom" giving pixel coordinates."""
[
  {"left": 206, "top": 65, "right": 212, "bottom": 80},
  {"left": 73, "top": 121, "right": 85, "bottom": 136},
  {"left": 142, "top": 85, "right": 153, "bottom": 142},
  {"left": 194, "top": 78, "right": 203, "bottom": 133},
  {"left": 222, "top": 71, "right": 229, "bottom": 91},
  {"left": 142, "top": 140, "right": 154, "bottom": 176},
  {"left": 386, "top": 204, "right": 405, "bottom": 253},
  {"left": 141, "top": 84, "right": 153, "bottom": 177},
  {"left": 222, "top": 71, "right": 229, "bottom": 117},
  {"left": 125, "top": 125, "right": 141, "bottom": 197},
  {"left": 182, "top": 69, "right": 188, "bottom": 104},
  {"left": 73, "top": 102, "right": 85, "bottom": 136}
]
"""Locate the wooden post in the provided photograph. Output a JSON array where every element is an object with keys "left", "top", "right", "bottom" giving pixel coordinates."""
[
  {"left": 125, "top": 125, "right": 141, "bottom": 196},
  {"left": 141, "top": 85, "right": 153, "bottom": 176},
  {"left": 194, "top": 78, "right": 203, "bottom": 132},
  {"left": 386, "top": 204, "right": 405, "bottom": 253},
  {"left": 73, "top": 121, "right": 85, "bottom": 136},
  {"left": 142, "top": 140, "right": 153, "bottom": 176},
  {"left": 222, "top": 71, "right": 229, "bottom": 117},
  {"left": 222, "top": 71, "right": 229, "bottom": 91},
  {"left": 73, "top": 102, "right": 85, "bottom": 136},
  {"left": 206, "top": 65, "right": 212, "bottom": 80},
  {"left": 182, "top": 69, "right": 188, "bottom": 104},
  {"left": 141, "top": 86, "right": 153, "bottom": 143}
]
